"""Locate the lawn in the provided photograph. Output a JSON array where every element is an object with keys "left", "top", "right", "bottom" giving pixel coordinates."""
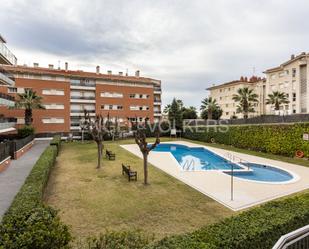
[{"left": 44, "top": 138, "right": 232, "bottom": 244}]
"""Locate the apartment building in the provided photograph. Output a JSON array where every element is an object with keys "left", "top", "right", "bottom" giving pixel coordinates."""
[
  {"left": 207, "top": 76, "right": 266, "bottom": 119},
  {"left": 264, "top": 53, "right": 309, "bottom": 115},
  {"left": 0, "top": 35, "right": 17, "bottom": 133},
  {"left": 0, "top": 63, "right": 162, "bottom": 135}
]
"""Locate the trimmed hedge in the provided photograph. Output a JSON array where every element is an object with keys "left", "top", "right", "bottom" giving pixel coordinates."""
[
  {"left": 148, "top": 192, "right": 309, "bottom": 249},
  {"left": 0, "top": 144, "right": 71, "bottom": 248},
  {"left": 50, "top": 135, "right": 62, "bottom": 155},
  {"left": 183, "top": 123, "right": 309, "bottom": 157}
]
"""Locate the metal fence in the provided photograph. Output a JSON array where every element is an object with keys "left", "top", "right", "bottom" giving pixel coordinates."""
[{"left": 0, "top": 142, "right": 10, "bottom": 162}]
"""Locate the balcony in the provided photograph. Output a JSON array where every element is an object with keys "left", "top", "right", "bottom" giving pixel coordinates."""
[
  {"left": 0, "top": 117, "right": 16, "bottom": 133},
  {"left": 70, "top": 96, "right": 95, "bottom": 100},
  {"left": 154, "top": 87, "right": 162, "bottom": 94},
  {"left": 154, "top": 99, "right": 161, "bottom": 105},
  {"left": 0, "top": 42, "right": 17, "bottom": 65},
  {"left": 0, "top": 92, "right": 14, "bottom": 107},
  {"left": 154, "top": 111, "right": 162, "bottom": 116},
  {"left": 0, "top": 72, "right": 15, "bottom": 86}
]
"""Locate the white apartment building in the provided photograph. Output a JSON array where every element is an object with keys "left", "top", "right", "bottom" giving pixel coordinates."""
[
  {"left": 207, "top": 76, "right": 266, "bottom": 119},
  {"left": 264, "top": 53, "right": 309, "bottom": 115}
]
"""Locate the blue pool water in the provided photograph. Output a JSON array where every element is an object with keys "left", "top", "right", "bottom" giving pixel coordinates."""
[{"left": 151, "top": 144, "right": 294, "bottom": 183}]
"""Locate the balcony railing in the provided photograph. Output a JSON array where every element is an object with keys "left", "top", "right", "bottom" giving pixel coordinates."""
[
  {"left": 70, "top": 81, "right": 95, "bottom": 87},
  {"left": 0, "top": 117, "right": 16, "bottom": 130},
  {"left": 154, "top": 99, "right": 161, "bottom": 103},
  {"left": 0, "top": 72, "right": 15, "bottom": 85},
  {"left": 0, "top": 92, "right": 14, "bottom": 101},
  {"left": 0, "top": 42, "right": 17, "bottom": 65},
  {"left": 70, "top": 109, "right": 95, "bottom": 113},
  {"left": 70, "top": 96, "right": 95, "bottom": 100}
]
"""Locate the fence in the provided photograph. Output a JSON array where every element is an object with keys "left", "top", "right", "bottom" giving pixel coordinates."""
[
  {"left": 184, "top": 114, "right": 309, "bottom": 126},
  {"left": 0, "top": 135, "right": 35, "bottom": 159},
  {"left": 0, "top": 142, "right": 10, "bottom": 162},
  {"left": 273, "top": 225, "right": 309, "bottom": 249}
]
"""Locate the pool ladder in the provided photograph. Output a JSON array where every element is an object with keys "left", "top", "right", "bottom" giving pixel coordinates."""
[
  {"left": 182, "top": 159, "right": 195, "bottom": 171},
  {"left": 225, "top": 152, "right": 250, "bottom": 170}
]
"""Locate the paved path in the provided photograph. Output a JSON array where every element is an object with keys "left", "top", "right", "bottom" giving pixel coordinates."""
[{"left": 0, "top": 140, "right": 49, "bottom": 219}]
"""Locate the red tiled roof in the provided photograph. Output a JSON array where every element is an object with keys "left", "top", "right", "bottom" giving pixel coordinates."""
[{"left": 0, "top": 64, "right": 161, "bottom": 85}]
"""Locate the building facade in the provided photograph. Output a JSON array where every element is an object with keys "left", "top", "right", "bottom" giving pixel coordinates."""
[
  {"left": 0, "top": 63, "right": 162, "bottom": 135},
  {"left": 0, "top": 35, "right": 17, "bottom": 133},
  {"left": 264, "top": 53, "right": 309, "bottom": 115},
  {"left": 207, "top": 76, "right": 266, "bottom": 119}
]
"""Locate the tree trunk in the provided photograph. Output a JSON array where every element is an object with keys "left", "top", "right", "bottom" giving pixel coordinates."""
[
  {"left": 25, "top": 108, "right": 32, "bottom": 125},
  {"left": 208, "top": 109, "right": 212, "bottom": 120},
  {"left": 97, "top": 142, "right": 102, "bottom": 169},
  {"left": 143, "top": 153, "right": 148, "bottom": 185}
]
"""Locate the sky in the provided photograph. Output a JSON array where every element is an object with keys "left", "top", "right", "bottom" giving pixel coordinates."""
[{"left": 1, "top": 0, "right": 309, "bottom": 109}]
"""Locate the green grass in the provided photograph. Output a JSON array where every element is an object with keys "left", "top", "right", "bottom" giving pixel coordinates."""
[
  {"left": 181, "top": 138, "right": 309, "bottom": 168},
  {"left": 44, "top": 138, "right": 232, "bottom": 244}
]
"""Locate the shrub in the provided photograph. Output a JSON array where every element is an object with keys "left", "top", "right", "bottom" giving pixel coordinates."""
[
  {"left": 17, "top": 125, "right": 35, "bottom": 138},
  {"left": 79, "top": 230, "right": 154, "bottom": 249},
  {"left": 50, "top": 135, "right": 62, "bottom": 155},
  {"left": 183, "top": 123, "right": 309, "bottom": 157},
  {"left": 0, "top": 145, "right": 71, "bottom": 248},
  {"left": 148, "top": 192, "right": 309, "bottom": 249}
]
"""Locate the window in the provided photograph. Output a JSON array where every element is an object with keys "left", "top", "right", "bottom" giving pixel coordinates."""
[
  {"left": 284, "top": 81, "right": 289, "bottom": 88},
  {"left": 292, "top": 68, "right": 296, "bottom": 77},
  {"left": 292, "top": 80, "right": 296, "bottom": 90},
  {"left": 42, "top": 118, "right": 64, "bottom": 124},
  {"left": 101, "top": 105, "right": 123, "bottom": 110},
  {"left": 271, "top": 74, "right": 276, "bottom": 79},
  {"left": 44, "top": 104, "right": 65, "bottom": 110},
  {"left": 42, "top": 89, "right": 64, "bottom": 95},
  {"left": 225, "top": 112, "right": 229, "bottom": 115},
  {"left": 219, "top": 97, "right": 222, "bottom": 100},
  {"left": 8, "top": 87, "right": 17, "bottom": 93},
  {"left": 129, "top": 93, "right": 149, "bottom": 99},
  {"left": 100, "top": 92, "right": 123, "bottom": 98},
  {"left": 225, "top": 104, "right": 228, "bottom": 108},
  {"left": 293, "top": 93, "right": 296, "bottom": 101}
]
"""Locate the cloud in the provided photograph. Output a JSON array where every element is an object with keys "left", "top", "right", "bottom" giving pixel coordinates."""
[{"left": 1, "top": 0, "right": 309, "bottom": 108}]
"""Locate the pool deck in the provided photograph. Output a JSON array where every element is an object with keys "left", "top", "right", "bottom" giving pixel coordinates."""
[{"left": 121, "top": 141, "right": 309, "bottom": 211}]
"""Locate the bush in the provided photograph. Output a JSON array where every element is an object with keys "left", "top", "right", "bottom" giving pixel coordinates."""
[
  {"left": 50, "top": 135, "right": 62, "bottom": 155},
  {"left": 148, "top": 192, "right": 309, "bottom": 249},
  {"left": 0, "top": 145, "right": 71, "bottom": 248},
  {"left": 79, "top": 230, "right": 154, "bottom": 249},
  {"left": 17, "top": 125, "right": 35, "bottom": 138},
  {"left": 183, "top": 123, "right": 309, "bottom": 157}
]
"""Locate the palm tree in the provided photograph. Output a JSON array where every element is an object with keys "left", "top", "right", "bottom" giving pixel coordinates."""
[
  {"left": 266, "top": 91, "right": 289, "bottom": 111},
  {"left": 200, "top": 97, "right": 219, "bottom": 120},
  {"left": 14, "top": 89, "right": 45, "bottom": 125},
  {"left": 232, "top": 87, "right": 258, "bottom": 119}
]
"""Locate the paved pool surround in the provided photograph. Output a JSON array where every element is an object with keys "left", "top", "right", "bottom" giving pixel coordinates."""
[{"left": 121, "top": 141, "right": 309, "bottom": 211}]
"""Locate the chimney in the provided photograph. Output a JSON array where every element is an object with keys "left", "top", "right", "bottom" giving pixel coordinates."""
[
  {"left": 119, "top": 72, "right": 123, "bottom": 76},
  {"left": 291, "top": 54, "right": 295, "bottom": 60},
  {"left": 135, "top": 70, "right": 140, "bottom": 77},
  {"left": 96, "top": 65, "right": 100, "bottom": 74},
  {"left": 65, "top": 62, "right": 68, "bottom": 72},
  {"left": 107, "top": 70, "right": 112, "bottom": 75},
  {"left": 33, "top": 62, "right": 39, "bottom": 67},
  {"left": 48, "top": 64, "right": 54, "bottom": 69}
]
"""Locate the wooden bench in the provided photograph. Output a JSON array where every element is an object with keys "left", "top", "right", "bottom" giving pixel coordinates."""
[
  {"left": 122, "top": 164, "right": 137, "bottom": 181},
  {"left": 106, "top": 149, "right": 116, "bottom": 160}
]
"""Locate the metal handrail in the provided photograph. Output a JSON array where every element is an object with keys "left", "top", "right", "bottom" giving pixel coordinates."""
[
  {"left": 273, "top": 225, "right": 309, "bottom": 249},
  {"left": 225, "top": 152, "right": 250, "bottom": 170}
]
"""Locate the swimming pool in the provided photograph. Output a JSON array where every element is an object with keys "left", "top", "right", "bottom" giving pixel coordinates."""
[{"left": 152, "top": 143, "right": 294, "bottom": 183}]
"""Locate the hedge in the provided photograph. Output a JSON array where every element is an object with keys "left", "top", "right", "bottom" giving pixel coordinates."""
[
  {"left": 0, "top": 143, "right": 71, "bottom": 248},
  {"left": 147, "top": 191, "right": 309, "bottom": 249},
  {"left": 50, "top": 135, "right": 62, "bottom": 155},
  {"left": 183, "top": 123, "right": 309, "bottom": 157}
]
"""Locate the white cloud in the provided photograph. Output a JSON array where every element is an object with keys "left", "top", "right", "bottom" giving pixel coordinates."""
[{"left": 1, "top": 0, "right": 309, "bottom": 108}]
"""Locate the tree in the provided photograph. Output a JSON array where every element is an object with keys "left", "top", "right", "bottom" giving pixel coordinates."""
[
  {"left": 164, "top": 99, "right": 184, "bottom": 114},
  {"left": 84, "top": 111, "right": 111, "bottom": 169},
  {"left": 201, "top": 107, "right": 223, "bottom": 120},
  {"left": 132, "top": 119, "right": 160, "bottom": 185},
  {"left": 168, "top": 98, "right": 183, "bottom": 129},
  {"left": 182, "top": 106, "right": 198, "bottom": 119},
  {"left": 200, "top": 97, "right": 219, "bottom": 120},
  {"left": 266, "top": 91, "right": 289, "bottom": 111},
  {"left": 232, "top": 87, "right": 259, "bottom": 119},
  {"left": 14, "top": 89, "right": 45, "bottom": 125}
]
